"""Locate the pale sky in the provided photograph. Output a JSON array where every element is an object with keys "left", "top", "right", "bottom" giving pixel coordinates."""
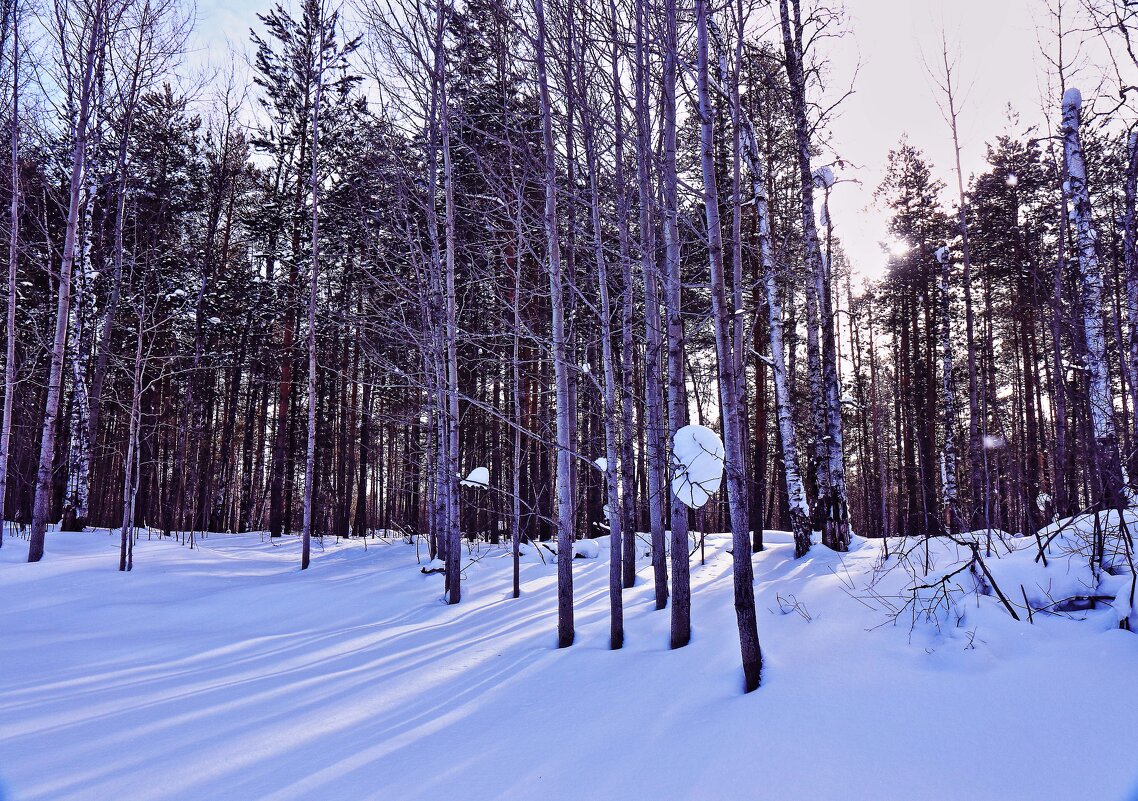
[
  {"left": 826, "top": 0, "right": 1051, "bottom": 283},
  {"left": 189, "top": 0, "right": 1109, "bottom": 284}
]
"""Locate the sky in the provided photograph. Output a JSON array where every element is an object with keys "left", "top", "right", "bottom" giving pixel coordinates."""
[
  {"left": 825, "top": 0, "right": 1049, "bottom": 283},
  {"left": 188, "top": 0, "right": 1099, "bottom": 284}
]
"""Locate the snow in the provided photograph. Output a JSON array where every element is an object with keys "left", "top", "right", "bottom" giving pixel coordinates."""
[
  {"left": 813, "top": 165, "right": 836, "bottom": 189},
  {"left": 594, "top": 457, "right": 607, "bottom": 472},
  {"left": 573, "top": 538, "right": 600, "bottom": 559},
  {"left": 460, "top": 466, "right": 490, "bottom": 488},
  {"left": 1063, "top": 86, "right": 1082, "bottom": 110},
  {"left": 1, "top": 528, "right": 1136, "bottom": 801},
  {"left": 982, "top": 433, "right": 1007, "bottom": 450},
  {"left": 670, "top": 423, "right": 724, "bottom": 509}
]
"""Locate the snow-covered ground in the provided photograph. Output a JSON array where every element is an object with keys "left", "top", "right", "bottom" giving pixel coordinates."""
[{"left": 2, "top": 527, "right": 1137, "bottom": 801}]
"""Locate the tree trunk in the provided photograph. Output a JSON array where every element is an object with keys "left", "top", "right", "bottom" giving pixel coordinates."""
[
  {"left": 698, "top": 1, "right": 761, "bottom": 691},
  {"left": 28, "top": 0, "right": 103, "bottom": 562},
  {"left": 535, "top": 0, "right": 573, "bottom": 648},
  {"left": 1062, "top": 88, "right": 1124, "bottom": 513}
]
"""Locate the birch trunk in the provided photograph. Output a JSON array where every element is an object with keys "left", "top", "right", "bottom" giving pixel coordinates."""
[
  {"left": 120, "top": 303, "right": 145, "bottom": 571},
  {"left": 62, "top": 188, "right": 95, "bottom": 531},
  {"left": 0, "top": 2, "right": 17, "bottom": 548},
  {"left": 708, "top": 15, "right": 811, "bottom": 556},
  {"left": 578, "top": 26, "right": 623, "bottom": 650},
  {"left": 511, "top": 195, "right": 523, "bottom": 599},
  {"left": 936, "top": 246, "right": 962, "bottom": 533},
  {"left": 301, "top": 5, "right": 326, "bottom": 571},
  {"left": 535, "top": 0, "right": 573, "bottom": 647},
  {"left": 697, "top": 0, "right": 760, "bottom": 691},
  {"left": 1062, "top": 88, "right": 1124, "bottom": 511},
  {"left": 1124, "top": 132, "right": 1138, "bottom": 485},
  {"left": 662, "top": 0, "right": 690, "bottom": 649},
  {"left": 779, "top": 0, "right": 849, "bottom": 550},
  {"left": 635, "top": 0, "right": 667, "bottom": 609},
  {"left": 935, "top": 39, "right": 984, "bottom": 529},
  {"left": 441, "top": 52, "right": 462, "bottom": 602},
  {"left": 583, "top": 113, "right": 624, "bottom": 651},
  {"left": 609, "top": 0, "right": 638, "bottom": 590},
  {"left": 28, "top": 0, "right": 104, "bottom": 561}
]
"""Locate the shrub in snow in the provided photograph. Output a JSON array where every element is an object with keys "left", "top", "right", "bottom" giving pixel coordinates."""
[
  {"left": 671, "top": 424, "right": 724, "bottom": 509},
  {"left": 461, "top": 466, "right": 490, "bottom": 488},
  {"left": 867, "top": 510, "right": 1138, "bottom": 634}
]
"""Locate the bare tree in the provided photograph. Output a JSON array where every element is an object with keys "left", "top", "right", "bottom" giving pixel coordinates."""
[
  {"left": 28, "top": 0, "right": 113, "bottom": 562},
  {"left": 300, "top": 0, "right": 328, "bottom": 571},
  {"left": 779, "top": 0, "right": 849, "bottom": 551},
  {"left": 697, "top": 0, "right": 761, "bottom": 691},
  {"left": 662, "top": 0, "right": 690, "bottom": 649},
  {"left": 534, "top": 0, "right": 574, "bottom": 647},
  {"left": 927, "top": 33, "right": 978, "bottom": 532},
  {"left": 0, "top": 0, "right": 18, "bottom": 548},
  {"left": 1062, "top": 87, "right": 1125, "bottom": 513}
]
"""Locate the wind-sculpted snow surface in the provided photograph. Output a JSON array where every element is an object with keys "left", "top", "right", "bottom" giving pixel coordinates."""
[{"left": 1, "top": 528, "right": 1137, "bottom": 801}]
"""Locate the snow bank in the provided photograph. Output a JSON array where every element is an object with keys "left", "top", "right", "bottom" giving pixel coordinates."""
[{"left": 1, "top": 528, "right": 1136, "bottom": 801}]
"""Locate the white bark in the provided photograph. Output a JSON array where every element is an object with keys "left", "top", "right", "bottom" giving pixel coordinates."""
[
  {"left": 662, "top": 0, "right": 690, "bottom": 650},
  {"left": 634, "top": 0, "right": 667, "bottom": 610},
  {"left": 707, "top": 16, "right": 811, "bottom": 556},
  {"left": 535, "top": 0, "right": 573, "bottom": 648},
  {"left": 119, "top": 302, "right": 145, "bottom": 572},
  {"left": 578, "top": 31, "right": 624, "bottom": 650},
  {"left": 779, "top": 0, "right": 848, "bottom": 550},
  {"left": 936, "top": 246, "right": 961, "bottom": 533},
  {"left": 301, "top": 0, "right": 326, "bottom": 571},
  {"left": 1062, "top": 87, "right": 1124, "bottom": 507},
  {"left": 697, "top": 0, "right": 760, "bottom": 691},
  {"left": 0, "top": 1, "right": 18, "bottom": 548},
  {"left": 28, "top": 0, "right": 106, "bottom": 562},
  {"left": 1124, "top": 131, "right": 1138, "bottom": 484}
]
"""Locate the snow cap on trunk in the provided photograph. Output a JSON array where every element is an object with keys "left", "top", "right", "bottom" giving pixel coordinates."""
[
  {"left": 460, "top": 466, "right": 489, "bottom": 488},
  {"left": 812, "top": 165, "right": 835, "bottom": 189},
  {"left": 671, "top": 424, "right": 724, "bottom": 509},
  {"left": 1063, "top": 87, "right": 1082, "bottom": 111}
]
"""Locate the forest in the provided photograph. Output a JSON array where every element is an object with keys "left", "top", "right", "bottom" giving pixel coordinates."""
[{"left": 3, "top": 0, "right": 1138, "bottom": 699}]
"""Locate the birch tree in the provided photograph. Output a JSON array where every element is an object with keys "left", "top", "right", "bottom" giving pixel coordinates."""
[
  {"left": 0, "top": 0, "right": 18, "bottom": 547},
  {"left": 635, "top": 0, "right": 668, "bottom": 609},
  {"left": 697, "top": 0, "right": 760, "bottom": 691},
  {"left": 300, "top": 0, "right": 327, "bottom": 571},
  {"left": 28, "top": 0, "right": 113, "bottom": 562},
  {"left": 935, "top": 245, "right": 961, "bottom": 534},
  {"left": 534, "top": 0, "right": 574, "bottom": 647},
  {"left": 661, "top": 0, "right": 690, "bottom": 649},
  {"left": 928, "top": 33, "right": 982, "bottom": 530},
  {"left": 707, "top": 15, "right": 811, "bottom": 556},
  {"left": 778, "top": 0, "right": 849, "bottom": 551},
  {"left": 1062, "top": 87, "right": 1125, "bottom": 511}
]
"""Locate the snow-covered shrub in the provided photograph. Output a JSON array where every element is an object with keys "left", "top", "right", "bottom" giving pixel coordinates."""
[{"left": 671, "top": 424, "right": 724, "bottom": 509}]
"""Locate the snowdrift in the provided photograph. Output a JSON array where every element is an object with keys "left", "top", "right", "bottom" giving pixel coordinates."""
[{"left": 0, "top": 525, "right": 1136, "bottom": 801}]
